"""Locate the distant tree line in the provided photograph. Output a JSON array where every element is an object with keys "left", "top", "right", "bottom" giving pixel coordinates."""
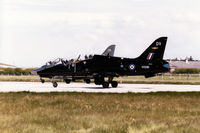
[
  {"left": 167, "top": 56, "right": 198, "bottom": 61},
  {"left": 0, "top": 68, "right": 35, "bottom": 75}
]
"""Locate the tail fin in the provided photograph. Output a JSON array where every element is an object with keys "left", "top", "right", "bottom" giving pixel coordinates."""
[
  {"left": 137, "top": 37, "right": 168, "bottom": 61},
  {"left": 102, "top": 45, "right": 116, "bottom": 56}
]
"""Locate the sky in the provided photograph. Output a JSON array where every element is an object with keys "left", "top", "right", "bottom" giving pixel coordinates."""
[{"left": 1, "top": 0, "right": 200, "bottom": 67}]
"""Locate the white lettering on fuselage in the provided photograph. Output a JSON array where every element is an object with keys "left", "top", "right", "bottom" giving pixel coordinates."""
[{"left": 141, "top": 66, "right": 150, "bottom": 69}]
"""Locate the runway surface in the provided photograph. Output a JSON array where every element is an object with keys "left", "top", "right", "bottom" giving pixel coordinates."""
[{"left": 0, "top": 82, "right": 200, "bottom": 93}]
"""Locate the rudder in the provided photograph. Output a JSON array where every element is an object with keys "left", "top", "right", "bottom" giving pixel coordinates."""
[{"left": 137, "top": 37, "right": 168, "bottom": 61}]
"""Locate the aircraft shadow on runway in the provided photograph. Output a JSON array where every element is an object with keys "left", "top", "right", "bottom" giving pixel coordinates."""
[{"left": 60, "top": 86, "right": 151, "bottom": 90}]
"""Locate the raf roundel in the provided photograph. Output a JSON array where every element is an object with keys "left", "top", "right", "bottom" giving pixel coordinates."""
[{"left": 129, "top": 64, "right": 136, "bottom": 71}]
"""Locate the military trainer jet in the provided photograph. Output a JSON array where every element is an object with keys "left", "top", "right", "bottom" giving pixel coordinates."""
[{"left": 32, "top": 37, "right": 170, "bottom": 88}]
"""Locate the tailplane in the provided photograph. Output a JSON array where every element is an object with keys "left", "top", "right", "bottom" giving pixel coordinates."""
[{"left": 137, "top": 37, "right": 168, "bottom": 61}]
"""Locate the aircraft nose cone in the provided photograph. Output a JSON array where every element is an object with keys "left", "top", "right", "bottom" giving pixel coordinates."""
[
  {"left": 31, "top": 70, "right": 38, "bottom": 75},
  {"left": 31, "top": 66, "right": 46, "bottom": 75}
]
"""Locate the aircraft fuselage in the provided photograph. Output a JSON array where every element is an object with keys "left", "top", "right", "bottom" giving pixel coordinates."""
[{"left": 35, "top": 55, "right": 170, "bottom": 79}]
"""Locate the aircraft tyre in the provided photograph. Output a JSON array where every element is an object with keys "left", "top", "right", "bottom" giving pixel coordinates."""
[
  {"left": 41, "top": 79, "right": 45, "bottom": 83},
  {"left": 94, "top": 81, "right": 101, "bottom": 85},
  {"left": 94, "top": 79, "right": 103, "bottom": 85},
  {"left": 85, "top": 79, "right": 91, "bottom": 84},
  {"left": 102, "top": 82, "right": 109, "bottom": 88},
  {"left": 111, "top": 81, "right": 118, "bottom": 88},
  {"left": 53, "top": 82, "right": 58, "bottom": 88},
  {"left": 65, "top": 79, "right": 71, "bottom": 84}
]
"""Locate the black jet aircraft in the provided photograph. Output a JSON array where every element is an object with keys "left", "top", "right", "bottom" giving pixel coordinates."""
[{"left": 32, "top": 37, "right": 170, "bottom": 88}]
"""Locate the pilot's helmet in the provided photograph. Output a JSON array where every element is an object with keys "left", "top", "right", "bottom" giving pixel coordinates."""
[{"left": 89, "top": 55, "right": 93, "bottom": 59}]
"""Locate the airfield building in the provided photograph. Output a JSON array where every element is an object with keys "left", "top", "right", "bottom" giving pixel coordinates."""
[{"left": 167, "top": 57, "right": 200, "bottom": 72}]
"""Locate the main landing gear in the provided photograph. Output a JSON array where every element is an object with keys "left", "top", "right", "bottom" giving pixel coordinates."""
[
  {"left": 111, "top": 81, "right": 118, "bottom": 88},
  {"left": 102, "top": 82, "right": 109, "bottom": 88},
  {"left": 102, "top": 81, "right": 118, "bottom": 88},
  {"left": 41, "top": 77, "right": 118, "bottom": 88},
  {"left": 94, "top": 77, "right": 118, "bottom": 88}
]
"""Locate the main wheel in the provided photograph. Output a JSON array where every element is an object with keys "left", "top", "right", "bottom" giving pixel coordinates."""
[
  {"left": 111, "top": 81, "right": 118, "bottom": 88},
  {"left": 102, "top": 82, "right": 109, "bottom": 88},
  {"left": 94, "top": 77, "right": 104, "bottom": 85},
  {"left": 94, "top": 80, "right": 101, "bottom": 85},
  {"left": 53, "top": 82, "right": 58, "bottom": 88}
]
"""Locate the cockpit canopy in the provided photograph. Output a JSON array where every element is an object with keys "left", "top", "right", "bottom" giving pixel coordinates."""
[
  {"left": 46, "top": 58, "right": 62, "bottom": 66},
  {"left": 44, "top": 54, "right": 94, "bottom": 67}
]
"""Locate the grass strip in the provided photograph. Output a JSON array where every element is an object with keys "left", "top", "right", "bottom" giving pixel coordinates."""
[{"left": 0, "top": 92, "right": 200, "bottom": 133}]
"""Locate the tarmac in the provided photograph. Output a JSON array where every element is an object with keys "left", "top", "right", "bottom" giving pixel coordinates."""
[{"left": 0, "top": 82, "right": 200, "bottom": 93}]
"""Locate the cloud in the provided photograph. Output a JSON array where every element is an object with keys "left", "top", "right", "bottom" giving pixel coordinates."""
[{"left": 1, "top": 0, "right": 200, "bottom": 67}]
